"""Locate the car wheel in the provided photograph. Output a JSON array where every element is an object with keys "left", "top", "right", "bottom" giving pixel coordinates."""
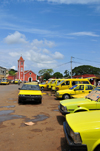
[
  {"left": 38, "top": 99, "right": 42, "bottom": 104},
  {"left": 18, "top": 98, "right": 21, "bottom": 104},
  {"left": 63, "top": 94, "right": 70, "bottom": 99},
  {"left": 95, "top": 146, "right": 100, "bottom": 151}
]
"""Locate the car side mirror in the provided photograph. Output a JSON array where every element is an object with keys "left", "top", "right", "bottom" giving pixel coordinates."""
[{"left": 18, "top": 88, "right": 21, "bottom": 90}]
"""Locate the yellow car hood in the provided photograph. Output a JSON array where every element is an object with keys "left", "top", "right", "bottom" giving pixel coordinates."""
[
  {"left": 66, "top": 111, "right": 100, "bottom": 132},
  {"left": 19, "top": 90, "right": 42, "bottom": 95},
  {"left": 60, "top": 98, "right": 91, "bottom": 106}
]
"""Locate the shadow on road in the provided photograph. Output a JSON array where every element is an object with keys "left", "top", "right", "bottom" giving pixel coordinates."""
[
  {"left": 56, "top": 115, "right": 65, "bottom": 125},
  {"left": 60, "top": 137, "right": 69, "bottom": 151}
]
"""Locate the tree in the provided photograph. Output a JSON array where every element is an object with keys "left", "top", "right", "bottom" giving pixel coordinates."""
[
  {"left": 8, "top": 69, "right": 17, "bottom": 76},
  {"left": 72, "top": 65, "right": 100, "bottom": 76},
  {"left": 38, "top": 69, "right": 54, "bottom": 76},
  {"left": 43, "top": 72, "right": 51, "bottom": 80},
  {"left": 53, "top": 72, "right": 63, "bottom": 78},
  {"left": 64, "top": 70, "right": 70, "bottom": 78}
]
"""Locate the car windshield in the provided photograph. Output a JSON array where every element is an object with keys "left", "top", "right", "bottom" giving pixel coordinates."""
[
  {"left": 41, "top": 82, "right": 46, "bottom": 84},
  {"left": 21, "top": 84, "right": 40, "bottom": 90},
  {"left": 92, "top": 87, "right": 100, "bottom": 91},
  {"left": 56, "top": 80, "right": 64, "bottom": 86},
  {"left": 48, "top": 80, "right": 52, "bottom": 84},
  {"left": 69, "top": 85, "right": 77, "bottom": 90},
  {"left": 2, "top": 79, "right": 7, "bottom": 82},
  {"left": 52, "top": 80, "right": 56, "bottom": 84}
]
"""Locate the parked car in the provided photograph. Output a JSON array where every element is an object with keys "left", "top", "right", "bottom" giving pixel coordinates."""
[
  {"left": 18, "top": 82, "right": 42, "bottom": 104},
  {"left": 55, "top": 78, "right": 91, "bottom": 91},
  {"left": 58, "top": 86, "right": 100, "bottom": 116},
  {"left": 55, "top": 84, "right": 95, "bottom": 99},
  {"left": 14, "top": 79, "right": 20, "bottom": 84},
  {"left": 63, "top": 110, "right": 100, "bottom": 151},
  {"left": 39, "top": 82, "right": 48, "bottom": 90},
  {"left": 51, "top": 79, "right": 65, "bottom": 91},
  {"left": 47, "top": 79, "right": 55, "bottom": 90},
  {"left": 0, "top": 78, "right": 9, "bottom": 85}
]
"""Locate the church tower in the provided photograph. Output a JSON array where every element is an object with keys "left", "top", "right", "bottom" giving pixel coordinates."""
[{"left": 18, "top": 56, "right": 25, "bottom": 81}]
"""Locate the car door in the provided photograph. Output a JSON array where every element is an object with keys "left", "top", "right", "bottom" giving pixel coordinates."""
[
  {"left": 61, "top": 81, "right": 70, "bottom": 90},
  {"left": 74, "top": 85, "right": 85, "bottom": 95},
  {"left": 84, "top": 85, "right": 94, "bottom": 93}
]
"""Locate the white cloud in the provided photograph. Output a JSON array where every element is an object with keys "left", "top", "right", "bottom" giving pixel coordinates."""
[
  {"left": 68, "top": 31, "right": 99, "bottom": 37},
  {"left": 4, "top": 31, "right": 28, "bottom": 44},
  {"left": 31, "top": 39, "right": 55, "bottom": 48},
  {"left": 10, "top": 66, "right": 16, "bottom": 70},
  {"left": 44, "top": 40, "right": 56, "bottom": 48},
  {"left": 53, "top": 52, "right": 64, "bottom": 59},
  {"left": 26, "top": 50, "right": 56, "bottom": 64},
  {"left": 43, "top": 49, "right": 50, "bottom": 54},
  {"left": 9, "top": 52, "right": 19, "bottom": 57}
]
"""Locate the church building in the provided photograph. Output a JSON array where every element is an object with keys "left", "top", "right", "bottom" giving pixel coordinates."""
[{"left": 17, "top": 56, "right": 37, "bottom": 82}]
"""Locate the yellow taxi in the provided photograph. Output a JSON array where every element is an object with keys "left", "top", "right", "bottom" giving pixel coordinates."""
[
  {"left": 55, "top": 84, "right": 95, "bottom": 99},
  {"left": 39, "top": 82, "right": 48, "bottom": 90},
  {"left": 14, "top": 79, "right": 20, "bottom": 84},
  {"left": 63, "top": 110, "right": 100, "bottom": 151},
  {"left": 47, "top": 79, "right": 55, "bottom": 90},
  {"left": 18, "top": 82, "right": 42, "bottom": 104},
  {"left": 50, "top": 79, "right": 64, "bottom": 91},
  {"left": 0, "top": 78, "right": 9, "bottom": 85},
  {"left": 55, "top": 78, "right": 91, "bottom": 91}
]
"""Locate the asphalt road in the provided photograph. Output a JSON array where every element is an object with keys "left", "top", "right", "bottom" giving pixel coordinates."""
[{"left": 0, "top": 83, "right": 68, "bottom": 151}]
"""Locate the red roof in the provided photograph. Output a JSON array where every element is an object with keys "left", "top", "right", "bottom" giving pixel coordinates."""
[
  {"left": 18, "top": 56, "right": 24, "bottom": 61},
  {"left": 24, "top": 70, "right": 29, "bottom": 74}
]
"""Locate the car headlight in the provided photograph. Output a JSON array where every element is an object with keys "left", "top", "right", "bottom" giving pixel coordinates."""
[
  {"left": 70, "top": 129, "right": 82, "bottom": 144},
  {"left": 56, "top": 92, "right": 59, "bottom": 95},
  {"left": 62, "top": 106, "right": 67, "bottom": 112}
]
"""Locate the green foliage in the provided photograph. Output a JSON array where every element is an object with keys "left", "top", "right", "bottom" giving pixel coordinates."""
[
  {"left": 72, "top": 65, "right": 100, "bottom": 76},
  {"left": 43, "top": 72, "right": 51, "bottom": 80},
  {"left": 9, "top": 69, "right": 17, "bottom": 76},
  {"left": 38, "top": 69, "right": 54, "bottom": 76},
  {"left": 53, "top": 72, "right": 63, "bottom": 78},
  {"left": 64, "top": 70, "right": 70, "bottom": 77}
]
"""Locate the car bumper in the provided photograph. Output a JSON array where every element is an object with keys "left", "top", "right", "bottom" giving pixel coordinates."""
[
  {"left": 18, "top": 95, "right": 42, "bottom": 102},
  {"left": 63, "top": 121, "right": 87, "bottom": 151},
  {"left": 58, "top": 105, "right": 70, "bottom": 115},
  {"left": 55, "top": 94, "right": 62, "bottom": 98}
]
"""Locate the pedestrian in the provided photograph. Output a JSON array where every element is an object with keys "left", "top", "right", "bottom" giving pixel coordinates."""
[
  {"left": 18, "top": 80, "right": 20, "bottom": 85},
  {"left": 98, "top": 81, "right": 100, "bottom": 86}
]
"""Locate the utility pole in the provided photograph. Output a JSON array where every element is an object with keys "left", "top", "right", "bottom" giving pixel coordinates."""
[{"left": 71, "top": 56, "right": 73, "bottom": 79}]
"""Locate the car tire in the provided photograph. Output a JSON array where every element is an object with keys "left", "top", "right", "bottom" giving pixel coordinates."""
[
  {"left": 63, "top": 94, "right": 70, "bottom": 99},
  {"left": 18, "top": 98, "right": 21, "bottom": 104},
  {"left": 95, "top": 146, "right": 100, "bottom": 151},
  {"left": 38, "top": 99, "right": 42, "bottom": 104}
]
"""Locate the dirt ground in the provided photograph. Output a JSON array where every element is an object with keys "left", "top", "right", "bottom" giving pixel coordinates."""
[{"left": 0, "top": 84, "right": 68, "bottom": 151}]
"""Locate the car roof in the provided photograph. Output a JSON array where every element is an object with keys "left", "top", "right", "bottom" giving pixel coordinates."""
[
  {"left": 24, "top": 82, "right": 38, "bottom": 85},
  {"left": 75, "top": 84, "right": 92, "bottom": 85}
]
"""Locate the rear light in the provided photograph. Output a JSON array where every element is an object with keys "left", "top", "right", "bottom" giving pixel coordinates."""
[{"left": 56, "top": 87, "right": 59, "bottom": 90}]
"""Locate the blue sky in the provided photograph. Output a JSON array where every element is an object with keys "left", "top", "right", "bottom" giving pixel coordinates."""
[{"left": 0, "top": 0, "right": 100, "bottom": 75}]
